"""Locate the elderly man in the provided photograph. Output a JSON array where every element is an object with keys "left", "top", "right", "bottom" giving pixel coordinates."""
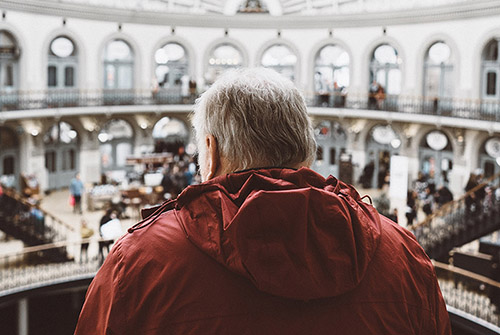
[{"left": 75, "top": 68, "right": 450, "bottom": 334}]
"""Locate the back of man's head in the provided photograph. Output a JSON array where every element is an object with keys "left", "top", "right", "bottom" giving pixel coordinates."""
[{"left": 192, "top": 67, "right": 316, "bottom": 172}]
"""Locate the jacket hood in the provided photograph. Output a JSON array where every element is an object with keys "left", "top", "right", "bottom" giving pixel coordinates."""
[{"left": 175, "top": 167, "right": 381, "bottom": 301}]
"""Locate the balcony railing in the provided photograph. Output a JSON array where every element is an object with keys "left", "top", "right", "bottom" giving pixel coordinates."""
[
  {"left": 0, "top": 88, "right": 197, "bottom": 111},
  {"left": 0, "top": 240, "right": 499, "bottom": 331},
  {"left": 409, "top": 171, "right": 500, "bottom": 260},
  {"left": 433, "top": 260, "right": 500, "bottom": 329},
  {"left": 0, "top": 238, "right": 111, "bottom": 297},
  {"left": 1, "top": 89, "right": 500, "bottom": 122}
]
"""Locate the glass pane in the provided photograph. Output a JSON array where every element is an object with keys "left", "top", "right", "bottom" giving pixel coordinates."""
[
  {"left": 50, "top": 37, "right": 75, "bottom": 58},
  {"left": 210, "top": 45, "right": 243, "bottom": 65},
  {"left": 65, "top": 66, "right": 74, "bottom": 87},
  {"left": 61, "top": 149, "right": 75, "bottom": 171},
  {"left": 375, "top": 69, "right": 386, "bottom": 88},
  {"left": 100, "top": 143, "right": 113, "bottom": 168},
  {"left": 103, "top": 119, "right": 133, "bottom": 139},
  {"left": 316, "top": 146, "right": 323, "bottom": 162},
  {"left": 329, "top": 148, "right": 336, "bottom": 165},
  {"left": 373, "top": 45, "right": 398, "bottom": 64},
  {"left": 5, "top": 64, "right": 13, "bottom": 86},
  {"left": 484, "top": 161, "right": 495, "bottom": 178},
  {"left": 442, "top": 67, "right": 453, "bottom": 97},
  {"left": 0, "top": 30, "right": 17, "bottom": 56},
  {"left": 48, "top": 66, "right": 57, "bottom": 87},
  {"left": 62, "top": 149, "right": 68, "bottom": 171},
  {"left": 118, "top": 65, "right": 133, "bottom": 89},
  {"left": 152, "top": 117, "right": 188, "bottom": 139},
  {"left": 484, "top": 40, "right": 498, "bottom": 61},
  {"left": 69, "top": 149, "right": 75, "bottom": 170},
  {"left": 105, "top": 65, "right": 116, "bottom": 88},
  {"left": 45, "top": 151, "right": 57, "bottom": 173},
  {"left": 261, "top": 45, "right": 296, "bottom": 67},
  {"left": 106, "top": 40, "right": 132, "bottom": 61},
  {"left": 0, "top": 30, "right": 16, "bottom": 49},
  {"left": 335, "top": 66, "right": 350, "bottom": 88},
  {"left": 155, "top": 43, "right": 186, "bottom": 64},
  {"left": 387, "top": 68, "right": 401, "bottom": 95},
  {"left": 487, "top": 72, "right": 497, "bottom": 96},
  {"left": 428, "top": 42, "right": 451, "bottom": 64},
  {"left": 3, "top": 156, "right": 14, "bottom": 175},
  {"left": 316, "top": 45, "right": 349, "bottom": 67},
  {"left": 116, "top": 143, "right": 132, "bottom": 167},
  {"left": 425, "top": 67, "right": 440, "bottom": 97}
]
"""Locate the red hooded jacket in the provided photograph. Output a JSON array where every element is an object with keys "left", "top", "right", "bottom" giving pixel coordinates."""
[{"left": 75, "top": 168, "right": 450, "bottom": 334}]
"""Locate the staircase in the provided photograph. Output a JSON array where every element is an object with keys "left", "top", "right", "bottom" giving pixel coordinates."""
[
  {"left": 410, "top": 172, "right": 500, "bottom": 261},
  {"left": 0, "top": 188, "right": 73, "bottom": 263}
]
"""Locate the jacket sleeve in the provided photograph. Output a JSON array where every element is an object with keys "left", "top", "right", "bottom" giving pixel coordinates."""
[{"left": 74, "top": 242, "right": 126, "bottom": 335}]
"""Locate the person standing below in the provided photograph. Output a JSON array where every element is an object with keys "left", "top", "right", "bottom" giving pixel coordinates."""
[
  {"left": 70, "top": 172, "right": 84, "bottom": 214},
  {"left": 75, "top": 68, "right": 450, "bottom": 335},
  {"left": 80, "top": 219, "right": 94, "bottom": 263}
]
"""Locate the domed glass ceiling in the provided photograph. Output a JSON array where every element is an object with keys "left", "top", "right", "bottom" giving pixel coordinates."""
[{"left": 60, "top": 0, "right": 473, "bottom": 16}]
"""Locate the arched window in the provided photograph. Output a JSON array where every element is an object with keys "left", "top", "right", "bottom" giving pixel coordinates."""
[
  {"left": 362, "top": 124, "right": 401, "bottom": 189},
  {"left": 155, "top": 42, "right": 189, "bottom": 88},
  {"left": 260, "top": 44, "right": 297, "bottom": 82},
  {"left": 314, "top": 44, "right": 350, "bottom": 93},
  {"left": 99, "top": 119, "right": 134, "bottom": 171},
  {"left": 48, "top": 36, "right": 78, "bottom": 89},
  {"left": 205, "top": 44, "right": 243, "bottom": 85},
  {"left": 103, "top": 39, "right": 134, "bottom": 89},
  {"left": 0, "top": 30, "right": 19, "bottom": 91},
  {"left": 419, "top": 130, "right": 453, "bottom": 185},
  {"left": 44, "top": 122, "right": 79, "bottom": 190},
  {"left": 481, "top": 39, "right": 500, "bottom": 100},
  {"left": 152, "top": 117, "right": 189, "bottom": 154},
  {"left": 312, "top": 120, "right": 347, "bottom": 179},
  {"left": 369, "top": 44, "right": 401, "bottom": 95},
  {"left": 424, "top": 42, "right": 453, "bottom": 99},
  {"left": 480, "top": 137, "right": 500, "bottom": 177}
]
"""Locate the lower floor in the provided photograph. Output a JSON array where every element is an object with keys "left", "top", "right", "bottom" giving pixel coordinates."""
[{"left": 1, "top": 111, "right": 499, "bottom": 204}]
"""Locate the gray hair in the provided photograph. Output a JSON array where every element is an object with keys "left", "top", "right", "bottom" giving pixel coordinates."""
[{"left": 192, "top": 67, "right": 316, "bottom": 172}]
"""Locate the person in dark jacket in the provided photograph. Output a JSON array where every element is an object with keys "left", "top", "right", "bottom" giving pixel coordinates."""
[{"left": 75, "top": 68, "right": 450, "bottom": 335}]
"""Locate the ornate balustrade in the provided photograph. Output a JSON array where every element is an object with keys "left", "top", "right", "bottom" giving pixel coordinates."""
[
  {"left": 0, "top": 239, "right": 110, "bottom": 298},
  {"left": 0, "top": 188, "right": 74, "bottom": 247},
  {"left": 1, "top": 89, "right": 500, "bottom": 122},
  {"left": 0, "top": 89, "right": 196, "bottom": 111},
  {"left": 0, "top": 240, "right": 499, "bottom": 332},
  {"left": 433, "top": 260, "right": 500, "bottom": 330},
  {"left": 410, "top": 172, "right": 500, "bottom": 260}
]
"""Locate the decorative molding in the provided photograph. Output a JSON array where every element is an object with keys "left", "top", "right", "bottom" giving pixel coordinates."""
[{"left": 2, "top": 0, "right": 500, "bottom": 29}]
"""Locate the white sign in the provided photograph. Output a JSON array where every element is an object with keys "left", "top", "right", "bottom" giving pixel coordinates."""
[{"left": 389, "top": 155, "right": 409, "bottom": 199}]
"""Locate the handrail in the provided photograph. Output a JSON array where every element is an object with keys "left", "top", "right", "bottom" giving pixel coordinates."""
[
  {"left": 2, "top": 187, "right": 74, "bottom": 233},
  {"left": 410, "top": 170, "right": 500, "bottom": 231},
  {"left": 0, "top": 88, "right": 493, "bottom": 106},
  {"left": 1, "top": 88, "right": 500, "bottom": 123},
  {"left": 432, "top": 260, "right": 500, "bottom": 289},
  {"left": 0, "top": 237, "right": 112, "bottom": 260}
]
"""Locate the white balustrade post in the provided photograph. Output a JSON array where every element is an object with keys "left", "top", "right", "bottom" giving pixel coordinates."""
[{"left": 18, "top": 298, "right": 28, "bottom": 335}]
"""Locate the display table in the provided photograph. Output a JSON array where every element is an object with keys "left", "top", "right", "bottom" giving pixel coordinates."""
[{"left": 87, "top": 185, "right": 120, "bottom": 211}]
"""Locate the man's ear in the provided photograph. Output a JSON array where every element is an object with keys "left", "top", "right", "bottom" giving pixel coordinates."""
[{"left": 205, "top": 134, "right": 220, "bottom": 180}]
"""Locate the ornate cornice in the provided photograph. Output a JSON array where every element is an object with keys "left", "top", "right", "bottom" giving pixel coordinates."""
[{"left": 1, "top": 0, "right": 500, "bottom": 29}]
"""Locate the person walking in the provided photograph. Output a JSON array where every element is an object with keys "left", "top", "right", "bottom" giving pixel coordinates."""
[{"left": 70, "top": 173, "right": 84, "bottom": 214}]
